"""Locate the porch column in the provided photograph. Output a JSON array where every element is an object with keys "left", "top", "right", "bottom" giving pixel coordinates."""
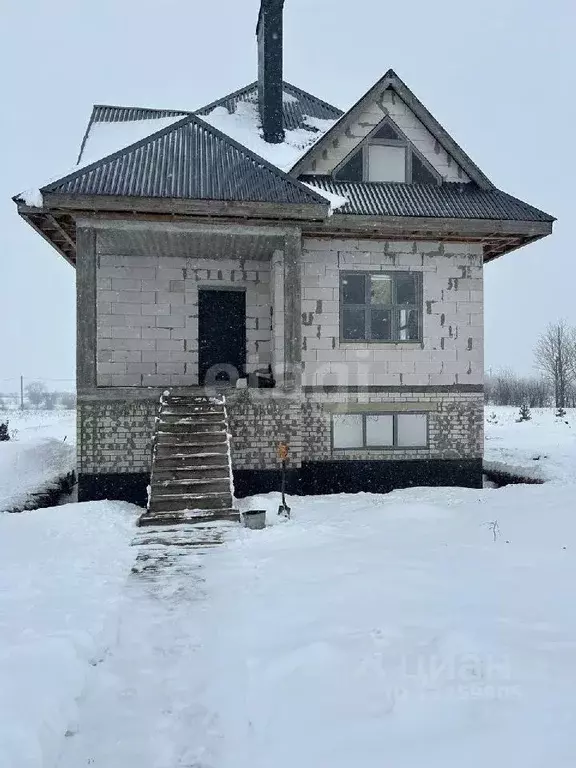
[
  {"left": 283, "top": 229, "right": 302, "bottom": 390},
  {"left": 271, "top": 249, "right": 285, "bottom": 387},
  {"left": 76, "top": 226, "right": 97, "bottom": 390}
]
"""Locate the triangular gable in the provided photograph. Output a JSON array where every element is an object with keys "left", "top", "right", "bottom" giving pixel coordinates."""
[
  {"left": 41, "top": 114, "right": 329, "bottom": 208},
  {"left": 290, "top": 69, "right": 494, "bottom": 190}
]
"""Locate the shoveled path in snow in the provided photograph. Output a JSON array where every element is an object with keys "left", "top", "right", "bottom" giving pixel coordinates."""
[
  {"left": 58, "top": 486, "right": 576, "bottom": 768},
  {"left": 56, "top": 521, "right": 237, "bottom": 768}
]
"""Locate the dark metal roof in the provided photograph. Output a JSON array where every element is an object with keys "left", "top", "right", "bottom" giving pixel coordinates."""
[
  {"left": 301, "top": 178, "right": 555, "bottom": 222},
  {"left": 43, "top": 115, "right": 329, "bottom": 207},
  {"left": 196, "top": 80, "right": 343, "bottom": 132},
  {"left": 78, "top": 83, "right": 342, "bottom": 165}
]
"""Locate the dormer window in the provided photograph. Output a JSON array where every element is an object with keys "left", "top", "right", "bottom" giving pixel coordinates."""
[{"left": 334, "top": 119, "right": 439, "bottom": 185}]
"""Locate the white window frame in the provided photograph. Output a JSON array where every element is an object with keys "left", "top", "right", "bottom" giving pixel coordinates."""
[
  {"left": 333, "top": 117, "right": 442, "bottom": 185},
  {"left": 332, "top": 412, "right": 429, "bottom": 450}
]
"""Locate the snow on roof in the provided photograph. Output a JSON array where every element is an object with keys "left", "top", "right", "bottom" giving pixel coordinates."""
[
  {"left": 201, "top": 99, "right": 338, "bottom": 173},
  {"left": 17, "top": 115, "right": 185, "bottom": 208},
  {"left": 80, "top": 115, "right": 184, "bottom": 167},
  {"left": 17, "top": 92, "right": 338, "bottom": 208},
  {"left": 301, "top": 181, "right": 349, "bottom": 215}
]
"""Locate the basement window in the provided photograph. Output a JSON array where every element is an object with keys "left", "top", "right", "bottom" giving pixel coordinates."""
[
  {"left": 340, "top": 272, "right": 421, "bottom": 342},
  {"left": 332, "top": 413, "right": 428, "bottom": 449},
  {"left": 333, "top": 118, "right": 441, "bottom": 185}
]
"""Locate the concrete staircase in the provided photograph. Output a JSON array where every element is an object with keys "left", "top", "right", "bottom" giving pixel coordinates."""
[{"left": 138, "top": 393, "right": 239, "bottom": 527}]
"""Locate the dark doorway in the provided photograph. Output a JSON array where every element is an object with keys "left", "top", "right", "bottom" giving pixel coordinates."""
[{"left": 198, "top": 289, "right": 246, "bottom": 386}]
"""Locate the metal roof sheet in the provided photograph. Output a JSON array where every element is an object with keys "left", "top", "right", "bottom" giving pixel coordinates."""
[
  {"left": 43, "top": 115, "right": 329, "bottom": 207},
  {"left": 301, "top": 178, "right": 555, "bottom": 222},
  {"left": 78, "top": 83, "right": 342, "bottom": 165},
  {"left": 196, "top": 80, "right": 343, "bottom": 131}
]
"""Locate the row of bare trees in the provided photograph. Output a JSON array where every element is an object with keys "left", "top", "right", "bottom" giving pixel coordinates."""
[
  {"left": 487, "top": 320, "right": 576, "bottom": 408},
  {"left": 0, "top": 383, "right": 76, "bottom": 411}
]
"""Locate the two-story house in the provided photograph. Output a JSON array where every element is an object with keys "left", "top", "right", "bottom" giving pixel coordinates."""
[{"left": 14, "top": 0, "right": 554, "bottom": 521}]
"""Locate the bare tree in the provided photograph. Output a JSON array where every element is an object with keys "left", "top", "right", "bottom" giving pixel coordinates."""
[
  {"left": 534, "top": 320, "right": 576, "bottom": 409},
  {"left": 25, "top": 381, "right": 48, "bottom": 409}
]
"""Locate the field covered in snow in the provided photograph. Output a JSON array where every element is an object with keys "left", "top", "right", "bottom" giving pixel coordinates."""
[
  {"left": 2, "top": 405, "right": 576, "bottom": 767},
  {"left": 485, "top": 405, "right": 576, "bottom": 483},
  {"left": 0, "top": 410, "right": 75, "bottom": 512}
]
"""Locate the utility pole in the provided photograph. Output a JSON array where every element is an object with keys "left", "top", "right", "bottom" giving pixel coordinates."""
[{"left": 20, "top": 376, "right": 24, "bottom": 410}]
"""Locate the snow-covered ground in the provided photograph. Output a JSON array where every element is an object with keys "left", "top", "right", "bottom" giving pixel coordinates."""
[
  {"left": 3, "top": 405, "right": 576, "bottom": 767},
  {"left": 0, "top": 410, "right": 75, "bottom": 511},
  {"left": 0, "top": 501, "right": 138, "bottom": 768},
  {"left": 484, "top": 405, "right": 576, "bottom": 483}
]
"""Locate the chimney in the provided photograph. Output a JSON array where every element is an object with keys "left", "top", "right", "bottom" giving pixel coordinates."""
[{"left": 257, "top": 0, "right": 285, "bottom": 143}]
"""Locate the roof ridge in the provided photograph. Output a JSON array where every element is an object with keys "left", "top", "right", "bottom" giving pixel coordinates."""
[
  {"left": 195, "top": 79, "right": 342, "bottom": 117},
  {"left": 281, "top": 81, "right": 343, "bottom": 116},
  {"left": 43, "top": 112, "right": 329, "bottom": 207},
  {"left": 195, "top": 81, "right": 259, "bottom": 115}
]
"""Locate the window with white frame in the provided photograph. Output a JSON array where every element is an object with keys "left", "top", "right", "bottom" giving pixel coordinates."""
[
  {"left": 340, "top": 271, "right": 421, "bottom": 342},
  {"left": 332, "top": 412, "right": 428, "bottom": 449},
  {"left": 334, "top": 118, "right": 440, "bottom": 185}
]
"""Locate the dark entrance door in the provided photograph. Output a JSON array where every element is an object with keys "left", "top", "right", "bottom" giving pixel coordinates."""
[{"left": 198, "top": 289, "right": 246, "bottom": 385}]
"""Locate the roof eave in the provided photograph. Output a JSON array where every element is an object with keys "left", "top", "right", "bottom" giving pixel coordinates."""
[
  {"left": 16, "top": 204, "right": 76, "bottom": 266},
  {"left": 303, "top": 212, "right": 553, "bottom": 261},
  {"left": 40, "top": 192, "right": 329, "bottom": 221}
]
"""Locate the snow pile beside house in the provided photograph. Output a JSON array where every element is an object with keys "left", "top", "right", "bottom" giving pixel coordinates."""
[
  {"left": 0, "top": 411, "right": 75, "bottom": 511},
  {"left": 0, "top": 501, "right": 137, "bottom": 768},
  {"left": 484, "top": 406, "right": 576, "bottom": 483}
]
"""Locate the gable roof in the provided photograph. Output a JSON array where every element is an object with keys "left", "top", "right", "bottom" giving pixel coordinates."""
[
  {"left": 290, "top": 69, "right": 494, "bottom": 189},
  {"left": 303, "top": 177, "right": 555, "bottom": 222},
  {"left": 41, "top": 113, "right": 329, "bottom": 208}
]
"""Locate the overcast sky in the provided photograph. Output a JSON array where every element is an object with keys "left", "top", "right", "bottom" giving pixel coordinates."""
[{"left": 1, "top": 0, "right": 574, "bottom": 389}]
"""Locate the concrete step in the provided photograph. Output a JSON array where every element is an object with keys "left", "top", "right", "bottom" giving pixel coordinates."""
[
  {"left": 160, "top": 412, "right": 226, "bottom": 424},
  {"left": 153, "top": 466, "right": 230, "bottom": 481},
  {"left": 149, "top": 492, "right": 232, "bottom": 513},
  {"left": 138, "top": 508, "right": 240, "bottom": 527},
  {"left": 158, "top": 422, "right": 227, "bottom": 435},
  {"left": 156, "top": 432, "right": 227, "bottom": 446},
  {"left": 163, "top": 396, "right": 221, "bottom": 406},
  {"left": 154, "top": 478, "right": 231, "bottom": 495},
  {"left": 153, "top": 452, "right": 229, "bottom": 468}
]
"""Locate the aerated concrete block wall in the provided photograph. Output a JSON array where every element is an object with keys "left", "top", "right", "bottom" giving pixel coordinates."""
[
  {"left": 78, "top": 398, "right": 157, "bottom": 475},
  {"left": 96, "top": 255, "right": 272, "bottom": 387},
  {"left": 300, "top": 238, "right": 483, "bottom": 388}
]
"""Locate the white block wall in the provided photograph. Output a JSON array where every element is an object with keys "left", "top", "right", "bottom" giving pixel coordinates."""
[
  {"left": 96, "top": 255, "right": 271, "bottom": 387},
  {"left": 303, "top": 89, "right": 468, "bottom": 182},
  {"left": 301, "top": 238, "right": 483, "bottom": 388}
]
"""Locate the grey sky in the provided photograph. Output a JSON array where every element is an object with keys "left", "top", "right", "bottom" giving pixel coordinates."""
[{"left": 1, "top": 0, "right": 573, "bottom": 389}]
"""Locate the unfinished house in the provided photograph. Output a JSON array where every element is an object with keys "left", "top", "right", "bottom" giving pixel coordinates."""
[{"left": 14, "top": 0, "right": 554, "bottom": 521}]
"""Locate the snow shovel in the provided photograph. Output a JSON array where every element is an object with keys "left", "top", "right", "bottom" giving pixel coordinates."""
[{"left": 277, "top": 442, "right": 291, "bottom": 519}]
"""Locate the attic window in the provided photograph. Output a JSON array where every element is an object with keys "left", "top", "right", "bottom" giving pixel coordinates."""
[{"left": 333, "top": 119, "right": 440, "bottom": 185}]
